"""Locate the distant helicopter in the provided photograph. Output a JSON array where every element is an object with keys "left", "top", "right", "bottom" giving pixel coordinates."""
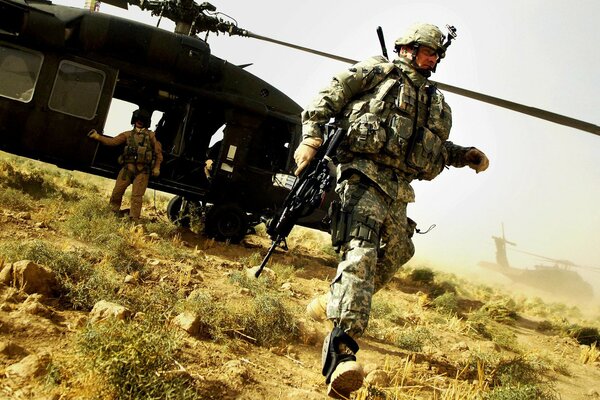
[
  {"left": 0, "top": 0, "right": 598, "bottom": 243},
  {"left": 478, "top": 225, "right": 599, "bottom": 300}
]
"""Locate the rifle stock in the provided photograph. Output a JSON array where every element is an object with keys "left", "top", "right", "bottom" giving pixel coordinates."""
[{"left": 255, "top": 128, "right": 344, "bottom": 278}]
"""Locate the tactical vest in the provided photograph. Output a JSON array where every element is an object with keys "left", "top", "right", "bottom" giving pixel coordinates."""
[
  {"left": 119, "top": 129, "right": 155, "bottom": 168},
  {"left": 336, "top": 66, "right": 452, "bottom": 181}
]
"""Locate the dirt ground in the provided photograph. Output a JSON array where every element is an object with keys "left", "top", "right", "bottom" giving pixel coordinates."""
[{"left": 1, "top": 199, "right": 600, "bottom": 400}]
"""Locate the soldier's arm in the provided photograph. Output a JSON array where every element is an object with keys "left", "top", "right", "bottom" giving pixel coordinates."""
[
  {"left": 443, "top": 141, "right": 472, "bottom": 167},
  {"left": 150, "top": 132, "right": 163, "bottom": 169},
  {"left": 95, "top": 131, "right": 128, "bottom": 146},
  {"left": 444, "top": 142, "right": 489, "bottom": 173}
]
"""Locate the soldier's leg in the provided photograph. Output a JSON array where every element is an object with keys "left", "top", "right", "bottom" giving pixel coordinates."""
[
  {"left": 374, "top": 199, "right": 415, "bottom": 292},
  {"left": 323, "top": 176, "right": 390, "bottom": 398},
  {"left": 109, "top": 167, "right": 133, "bottom": 212},
  {"left": 130, "top": 171, "right": 149, "bottom": 220},
  {"left": 327, "top": 179, "right": 389, "bottom": 336}
]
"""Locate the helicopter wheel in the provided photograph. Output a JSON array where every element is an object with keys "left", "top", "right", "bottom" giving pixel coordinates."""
[
  {"left": 204, "top": 203, "right": 248, "bottom": 243},
  {"left": 166, "top": 195, "right": 193, "bottom": 228}
]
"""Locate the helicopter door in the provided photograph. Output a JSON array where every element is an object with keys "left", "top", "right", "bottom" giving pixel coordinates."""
[{"left": 25, "top": 53, "right": 116, "bottom": 169}]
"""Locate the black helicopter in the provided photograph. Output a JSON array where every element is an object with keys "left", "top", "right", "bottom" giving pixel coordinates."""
[
  {"left": 478, "top": 225, "right": 600, "bottom": 301},
  {"left": 0, "top": 0, "right": 598, "bottom": 242},
  {"left": 0, "top": 0, "right": 317, "bottom": 242}
]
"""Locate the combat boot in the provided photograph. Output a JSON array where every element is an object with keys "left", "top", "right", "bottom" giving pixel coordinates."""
[
  {"left": 306, "top": 293, "right": 329, "bottom": 321},
  {"left": 322, "top": 327, "right": 364, "bottom": 399}
]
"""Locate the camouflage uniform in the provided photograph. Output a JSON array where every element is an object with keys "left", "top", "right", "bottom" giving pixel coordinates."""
[
  {"left": 96, "top": 128, "right": 163, "bottom": 220},
  {"left": 302, "top": 55, "right": 474, "bottom": 338}
]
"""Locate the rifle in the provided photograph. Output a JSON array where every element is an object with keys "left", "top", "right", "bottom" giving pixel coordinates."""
[{"left": 255, "top": 127, "right": 345, "bottom": 278}]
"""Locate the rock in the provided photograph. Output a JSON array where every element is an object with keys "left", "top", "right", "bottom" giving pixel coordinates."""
[
  {"left": 6, "top": 352, "right": 52, "bottom": 379},
  {"left": 16, "top": 212, "right": 31, "bottom": 220},
  {"left": 89, "top": 300, "right": 131, "bottom": 323},
  {"left": 222, "top": 359, "right": 250, "bottom": 387},
  {"left": 246, "top": 265, "right": 275, "bottom": 280},
  {"left": 365, "top": 369, "right": 390, "bottom": 387},
  {"left": 124, "top": 274, "right": 135, "bottom": 284},
  {"left": 172, "top": 312, "right": 200, "bottom": 335},
  {"left": 20, "top": 299, "right": 52, "bottom": 318},
  {"left": 588, "top": 389, "right": 599, "bottom": 398},
  {"left": 0, "top": 341, "right": 29, "bottom": 359},
  {"left": 0, "top": 263, "right": 13, "bottom": 285},
  {"left": 363, "top": 363, "right": 379, "bottom": 376},
  {"left": 452, "top": 341, "right": 469, "bottom": 351},
  {"left": 296, "top": 318, "right": 323, "bottom": 346},
  {"left": 11, "top": 260, "right": 57, "bottom": 296}
]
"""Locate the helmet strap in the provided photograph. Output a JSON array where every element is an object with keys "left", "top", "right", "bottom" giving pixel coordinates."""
[{"left": 409, "top": 44, "right": 431, "bottom": 77}]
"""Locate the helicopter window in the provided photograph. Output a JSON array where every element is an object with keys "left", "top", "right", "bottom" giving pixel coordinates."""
[
  {"left": 48, "top": 60, "right": 105, "bottom": 120},
  {"left": 0, "top": 45, "right": 43, "bottom": 103}
]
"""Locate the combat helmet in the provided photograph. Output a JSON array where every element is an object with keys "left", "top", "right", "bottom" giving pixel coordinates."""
[
  {"left": 131, "top": 108, "right": 152, "bottom": 128},
  {"left": 394, "top": 23, "right": 447, "bottom": 58}
]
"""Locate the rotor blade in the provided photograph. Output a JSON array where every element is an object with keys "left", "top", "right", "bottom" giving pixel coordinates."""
[
  {"left": 510, "top": 248, "right": 600, "bottom": 272},
  {"left": 432, "top": 81, "right": 600, "bottom": 136},
  {"left": 100, "top": 0, "right": 129, "bottom": 9},
  {"left": 244, "top": 31, "right": 358, "bottom": 65},
  {"left": 245, "top": 31, "right": 600, "bottom": 136}
]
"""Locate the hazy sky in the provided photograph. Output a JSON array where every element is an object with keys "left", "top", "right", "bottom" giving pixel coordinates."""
[{"left": 54, "top": 0, "right": 600, "bottom": 298}]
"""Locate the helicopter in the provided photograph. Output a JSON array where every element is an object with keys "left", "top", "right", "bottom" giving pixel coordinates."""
[
  {"left": 0, "top": 0, "right": 599, "bottom": 243},
  {"left": 478, "top": 225, "right": 600, "bottom": 301}
]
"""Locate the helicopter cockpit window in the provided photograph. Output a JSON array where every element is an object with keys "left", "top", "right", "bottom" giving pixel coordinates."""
[
  {"left": 0, "top": 45, "right": 43, "bottom": 103},
  {"left": 48, "top": 61, "right": 105, "bottom": 120}
]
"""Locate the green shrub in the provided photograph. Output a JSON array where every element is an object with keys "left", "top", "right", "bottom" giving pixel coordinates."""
[
  {"left": 62, "top": 197, "right": 122, "bottom": 244},
  {"left": 177, "top": 290, "right": 232, "bottom": 341},
  {"left": 0, "top": 186, "right": 33, "bottom": 211},
  {"left": 431, "top": 292, "right": 460, "bottom": 315},
  {"left": 410, "top": 267, "right": 435, "bottom": 284},
  {"left": 485, "top": 384, "right": 558, "bottom": 400},
  {"left": 78, "top": 319, "right": 198, "bottom": 399},
  {"left": 394, "top": 326, "right": 434, "bottom": 352},
  {"left": 239, "top": 293, "right": 299, "bottom": 347}
]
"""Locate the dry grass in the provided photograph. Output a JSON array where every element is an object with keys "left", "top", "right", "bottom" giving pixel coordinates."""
[
  {"left": 1, "top": 151, "right": 598, "bottom": 399},
  {"left": 580, "top": 342, "right": 600, "bottom": 365}
]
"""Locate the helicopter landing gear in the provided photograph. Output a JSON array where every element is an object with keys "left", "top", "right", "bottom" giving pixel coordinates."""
[
  {"left": 204, "top": 203, "right": 248, "bottom": 243},
  {"left": 166, "top": 195, "right": 196, "bottom": 228}
]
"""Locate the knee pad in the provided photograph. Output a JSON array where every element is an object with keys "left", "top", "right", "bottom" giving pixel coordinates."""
[{"left": 321, "top": 326, "right": 360, "bottom": 384}]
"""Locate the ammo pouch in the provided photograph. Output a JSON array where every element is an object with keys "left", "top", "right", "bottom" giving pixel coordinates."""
[
  {"left": 405, "top": 127, "right": 446, "bottom": 181},
  {"left": 345, "top": 112, "right": 386, "bottom": 154},
  {"left": 329, "top": 179, "right": 380, "bottom": 251},
  {"left": 119, "top": 144, "right": 138, "bottom": 165},
  {"left": 119, "top": 131, "right": 154, "bottom": 167}
]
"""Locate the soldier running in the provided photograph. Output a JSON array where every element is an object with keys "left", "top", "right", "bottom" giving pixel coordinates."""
[{"left": 295, "top": 23, "right": 489, "bottom": 398}]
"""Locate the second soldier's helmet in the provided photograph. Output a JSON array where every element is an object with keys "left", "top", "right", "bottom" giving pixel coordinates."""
[
  {"left": 394, "top": 23, "right": 446, "bottom": 58},
  {"left": 131, "top": 108, "right": 151, "bottom": 128}
]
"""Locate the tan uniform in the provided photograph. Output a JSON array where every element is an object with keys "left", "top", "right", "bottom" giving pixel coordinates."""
[{"left": 96, "top": 128, "right": 163, "bottom": 220}]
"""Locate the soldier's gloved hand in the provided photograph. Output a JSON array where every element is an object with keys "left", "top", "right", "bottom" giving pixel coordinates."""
[
  {"left": 152, "top": 167, "right": 160, "bottom": 177},
  {"left": 465, "top": 147, "right": 489, "bottom": 173},
  {"left": 293, "top": 137, "right": 323, "bottom": 176},
  {"left": 87, "top": 129, "right": 101, "bottom": 140},
  {"left": 204, "top": 159, "right": 214, "bottom": 178}
]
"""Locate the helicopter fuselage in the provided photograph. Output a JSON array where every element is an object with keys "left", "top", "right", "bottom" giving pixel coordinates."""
[{"left": 0, "top": 0, "right": 330, "bottom": 238}]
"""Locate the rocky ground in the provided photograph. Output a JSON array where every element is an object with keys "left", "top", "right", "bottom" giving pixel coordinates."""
[{"left": 1, "top": 155, "right": 600, "bottom": 399}]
